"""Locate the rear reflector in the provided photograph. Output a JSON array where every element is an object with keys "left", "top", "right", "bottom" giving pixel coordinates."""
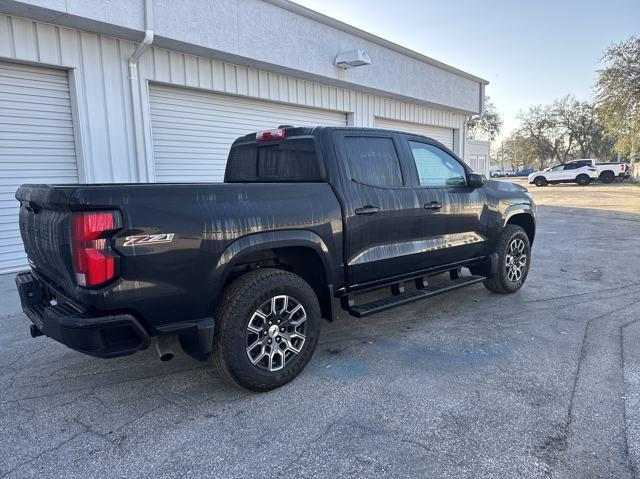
[
  {"left": 256, "top": 128, "right": 286, "bottom": 142},
  {"left": 71, "top": 211, "right": 120, "bottom": 287}
]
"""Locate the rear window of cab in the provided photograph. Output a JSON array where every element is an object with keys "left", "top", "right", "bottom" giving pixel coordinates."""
[{"left": 225, "top": 138, "right": 322, "bottom": 182}]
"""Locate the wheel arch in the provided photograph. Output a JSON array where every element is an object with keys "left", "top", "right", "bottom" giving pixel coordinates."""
[
  {"left": 505, "top": 210, "right": 536, "bottom": 245},
  {"left": 213, "top": 230, "right": 337, "bottom": 320},
  {"left": 533, "top": 175, "right": 547, "bottom": 185}
]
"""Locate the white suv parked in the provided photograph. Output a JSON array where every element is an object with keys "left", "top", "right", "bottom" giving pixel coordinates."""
[
  {"left": 565, "top": 159, "right": 631, "bottom": 183},
  {"left": 527, "top": 163, "right": 598, "bottom": 187}
]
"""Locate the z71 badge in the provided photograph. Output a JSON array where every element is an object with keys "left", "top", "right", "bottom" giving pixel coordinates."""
[{"left": 123, "top": 233, "right": 175, "bottom": 247}]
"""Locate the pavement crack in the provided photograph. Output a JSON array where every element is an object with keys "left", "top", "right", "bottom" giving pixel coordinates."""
[
  {"left": 345, "top": 421, "right": 438, "bottom": 454},
  {"left": 278, "top": 417, "right": 340, "bottom": 472},
  {"left": 522, "top": 280, "right": 640, "bottom": 306},
  {"left": 110, "top": 403, "right": 168, "bottom": 436},
  {"left": 0, "top": 343, "right": 49, "bottom": 370},
  {"left": 72, "top": 415, "right": 117, "bottom": 446},
  {"left": 0, "top": 431, "right": 86, "bottom": 478},
  {"left": 541, "top": 300, "right": 640, "bottom": 477}
]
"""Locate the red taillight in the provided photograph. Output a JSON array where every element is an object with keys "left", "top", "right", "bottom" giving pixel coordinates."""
[
  {"left": 256, "top": 128, "right": 286, "bottom": 141},
  {"left": 71, "top": 211, "right": 120, "bottom": 287},
  {"left": 621, "top": 164, "right": 626, "bottom": 172}
]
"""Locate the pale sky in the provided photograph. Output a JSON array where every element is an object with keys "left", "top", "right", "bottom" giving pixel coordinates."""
[{"left": 293, "top": 0, "right": 640, "bottom": 143}]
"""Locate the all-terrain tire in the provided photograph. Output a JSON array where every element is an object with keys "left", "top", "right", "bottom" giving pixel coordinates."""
[
  {"left": 213, "top": 268, "right": 321, "bottom": 392},
  {"left": 483, "top": 225, "right": 531, "bottom": 294}
]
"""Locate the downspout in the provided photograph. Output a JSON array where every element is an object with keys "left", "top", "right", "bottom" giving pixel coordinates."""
[
  {"left": 129, "top": 0, "right": 154, "bottom": 182},
  {"left": 463, "top": 115, "right": 471, "bottom": 160}
]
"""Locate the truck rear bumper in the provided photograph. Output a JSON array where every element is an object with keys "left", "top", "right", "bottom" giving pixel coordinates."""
[{"left": 16, "top": 272, "right": 150, "bottom": 358}]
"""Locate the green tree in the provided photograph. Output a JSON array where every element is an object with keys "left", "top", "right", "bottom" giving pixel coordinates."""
[
  {"left": 554, "top": 95, "right": 615, "bottom": 160},
  {"left": 516, "top": 104, "right": 564, "bottom": 169},
  {"left": 495, "top": 133, "right": 540, "bottom": 170},
  {"left": 595, "top": 36, "right": 640, "bottom": 160},
  {"left": 468, "top": 96, "right": 502, "bottom": 141},
  {"left": 514, "top": 97, "right": 615, "bottom": 169}
]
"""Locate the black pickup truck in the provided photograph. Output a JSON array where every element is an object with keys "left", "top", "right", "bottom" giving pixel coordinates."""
[{"left": 15, "top": 126, "right": 535, "bottom": 391}]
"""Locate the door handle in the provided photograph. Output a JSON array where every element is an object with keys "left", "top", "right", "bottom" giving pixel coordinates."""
[
  {"left": 424, "top": 201, "right": 443, "bottom": 210},
  {"left": 355, "top": 205, "right": 380, "bottom": 215}
]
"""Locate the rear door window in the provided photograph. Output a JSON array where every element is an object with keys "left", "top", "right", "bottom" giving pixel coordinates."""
[{"left": 343, "top": 136, "right": 403, "bottom": 187}]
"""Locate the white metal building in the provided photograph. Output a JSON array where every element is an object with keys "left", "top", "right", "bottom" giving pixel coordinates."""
[
  {"left": 0, "top": 0, "right": 488, "bottom": 273},
  {"left": 465, "top": 140, "right": 491, "bottom": 175}
]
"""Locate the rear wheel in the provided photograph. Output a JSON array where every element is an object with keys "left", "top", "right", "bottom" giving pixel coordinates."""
[
  {"left": 483, "top": 225, "right": 531, "bottom": 294},
  {"left": 576, "top": 174, "right": 591, "bottom": 186},
  {"left": 600, "top": 171, "right": 615, "bottom": 184},
  {"left": 533, "top": 176, "right": 547, "bottom": 187},
  {"left": 213, "top": 268, "right": 321, "bottom": 392}
]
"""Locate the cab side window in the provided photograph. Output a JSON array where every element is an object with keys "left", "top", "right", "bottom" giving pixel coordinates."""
[
  {"left": 344, "top": 136, "right": 403, "bottom": 187},
  {"left": 408, "top": 141, "right": 466, "bottom": 187}
]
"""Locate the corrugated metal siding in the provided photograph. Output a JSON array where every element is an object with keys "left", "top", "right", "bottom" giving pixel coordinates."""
[
  {"left": 143, "top": 48, "right": 375, "bottom": 127},
  {"left": 374, "top": 117, "right": 455, "bottom": 151},
  {"left": 0, "top": 60, "right": 78, "bottom": 273},
  {"left": 465, "top": 140, "right": 491, "bottom": 176},
  {"left": 466, "top": 155, "right": 487, "bottom": 175},
  {"left": 149, "top": 84, "right": 346, "bottom": 182}
]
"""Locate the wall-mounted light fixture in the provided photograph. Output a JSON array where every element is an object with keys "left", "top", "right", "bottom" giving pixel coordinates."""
[{"left": 334, "top": 49, "right": 371, "bottom": 69}]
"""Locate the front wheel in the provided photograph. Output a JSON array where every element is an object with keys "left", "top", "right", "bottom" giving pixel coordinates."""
[
  {"left": 213, "top": 268, "right": 321, "bottom": 392},
  {"left": 533, "top": 176, "right": 547, "bottom": 187},
  {"left": 483, "top": 225, "right": 531, "bottom": 294}
]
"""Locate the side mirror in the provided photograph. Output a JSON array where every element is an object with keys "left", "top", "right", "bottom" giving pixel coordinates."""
[{"left": 468, "top": 172, "right": 486, "bottom": 188}]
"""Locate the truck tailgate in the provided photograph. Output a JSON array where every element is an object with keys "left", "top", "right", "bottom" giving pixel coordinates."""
[{"left": 15, "top": 185, "right": 77, "bottom": 292}]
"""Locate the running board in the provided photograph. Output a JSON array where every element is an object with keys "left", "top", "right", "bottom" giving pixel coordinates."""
[{"left": 346, "top": 275, "right": 486, "bottom": 318}]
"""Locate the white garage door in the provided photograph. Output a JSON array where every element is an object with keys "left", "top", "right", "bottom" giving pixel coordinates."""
[
  {"left": 0, "top": 61, "right": 79, "bottom": 273},
  {"left": 375, "top": 117, "right": 455, "bottom": 151},
  {"left": 149, "top": 85, "right": 347, "bottom": 182}
]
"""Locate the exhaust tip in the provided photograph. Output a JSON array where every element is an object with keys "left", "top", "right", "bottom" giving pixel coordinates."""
[
  {"left": 155, "top": 336, "right": 176, "bottom": 362},
  {"left": 159, "top": 352, "right": 174, "bottom": 362}
]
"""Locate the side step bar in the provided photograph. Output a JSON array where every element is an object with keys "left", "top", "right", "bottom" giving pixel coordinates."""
[{"left": 345, "top": 275, "right": 486, "bottom": 318}]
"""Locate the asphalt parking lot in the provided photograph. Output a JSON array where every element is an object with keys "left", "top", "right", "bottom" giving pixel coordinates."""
[{"left": 1, "top": 180, "right": 639, "bottom": 478}]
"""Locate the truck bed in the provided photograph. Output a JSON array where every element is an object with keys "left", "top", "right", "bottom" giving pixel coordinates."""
[{"left": 16, "top": 182, "right": 343, "bottom": 327}]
